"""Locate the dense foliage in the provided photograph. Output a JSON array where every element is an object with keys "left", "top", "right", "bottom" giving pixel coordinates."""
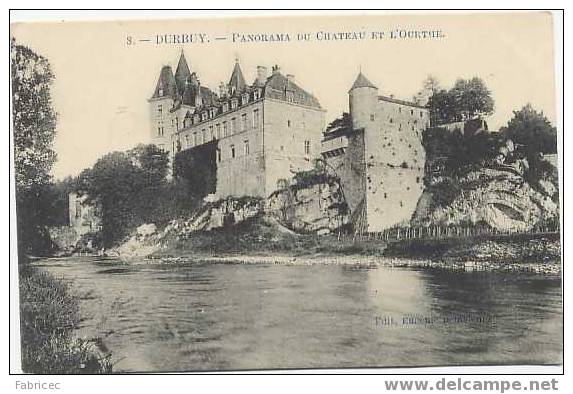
[
  {"left": 500, "top": 104, "right": 557, "bottom": 155},
  {"left": 426, "top": 77, "right": 494, "bottom": 126},
  {"left": 12, "top": 39, "right": 58, "bottom": 256},
  {"left": 172, "top": 140, "right": 218, "bottom": 197}
]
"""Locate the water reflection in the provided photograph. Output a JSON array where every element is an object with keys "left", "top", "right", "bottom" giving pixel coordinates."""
[{"left": 35, "top": 258, "right": 562, "bottom": 372}]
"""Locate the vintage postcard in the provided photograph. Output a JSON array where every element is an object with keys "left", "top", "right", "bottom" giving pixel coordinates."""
[{"left": 10, "top": 11, "right": 562, "bottom": 373}]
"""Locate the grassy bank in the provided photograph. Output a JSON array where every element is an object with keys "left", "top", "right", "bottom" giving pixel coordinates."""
[
  {"left": 149, "top": 217, "right": 560, "bottom": 273},
  {"left": 152, "top": 216, "right": 387, "bottom": 258},
  {"left": 19, "top": 264, "right": 112, "bottom": 373},
  {"left": 384, "top": 232, "right": 561, "bottom": 263}
]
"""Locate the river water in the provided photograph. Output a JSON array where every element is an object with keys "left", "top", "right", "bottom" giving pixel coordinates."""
[{"left": 34, "top": 257, "right": 562, "bottom": 372}]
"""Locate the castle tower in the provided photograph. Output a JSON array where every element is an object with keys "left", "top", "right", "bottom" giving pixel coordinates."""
[
  {"left": 174, "top": 51, "right": 191, "bottom": 96},
  {"left": 346, "top": 71, "right": 428, "bottom": 232},
  {"left": 148, "top": 65, "right": 178, "bottom": 151},
  {"left": 349, "top": 71, "right": 378, "bottom": 131},
  {"left": 228, "top": 59, "right": 246, "bottom": 95}
]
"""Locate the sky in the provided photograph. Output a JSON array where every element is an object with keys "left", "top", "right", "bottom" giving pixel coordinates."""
[{"left": 11, "top": 12, "right": 557, "bottom": 180}]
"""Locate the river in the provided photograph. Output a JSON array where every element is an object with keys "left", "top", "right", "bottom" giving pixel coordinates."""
[{"left": 34, "top": 257, "right": 562, "bottom": 372}]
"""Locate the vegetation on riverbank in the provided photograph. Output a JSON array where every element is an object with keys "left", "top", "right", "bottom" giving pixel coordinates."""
[
  {"left": 149, "top": 215, "right": 560, "bottom": 272},
  {"left": 19, "top": 263, "right": 112, "bottom": 373}
]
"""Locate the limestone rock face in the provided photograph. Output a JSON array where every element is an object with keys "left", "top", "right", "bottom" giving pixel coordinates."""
[
  {"left": 265, "top": 181, "right": 348, "bottom": 233},
  {"left": 413, "top": 164, "right": 559, "bottom": 232}
]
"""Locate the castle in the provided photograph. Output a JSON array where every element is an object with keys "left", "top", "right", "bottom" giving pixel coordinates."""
[
  {"left": 322, "top": 72, "right": 429, "bottom": 232},
  {"left": 149, "top": 53, "right": 428, "bottom": 232},
  {"left": 149, "top": 52, "right": 325, "bottom": 198}
]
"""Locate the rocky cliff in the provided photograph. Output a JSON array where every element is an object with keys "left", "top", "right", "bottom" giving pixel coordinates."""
[{"left": 412, "top": 136, "right": 559, "bottom": 232}]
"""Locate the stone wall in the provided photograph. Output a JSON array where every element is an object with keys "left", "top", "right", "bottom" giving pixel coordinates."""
[
  {"left": 263, "top": 99, "right": 325, "bottom": 195},
  {"left": 323, "top": 131, "right": 366, "bottom": 223}
]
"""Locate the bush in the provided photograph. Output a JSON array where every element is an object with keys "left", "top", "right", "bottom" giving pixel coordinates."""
[{"left": 19, "top": 267, "right": 112, "bottom": 373}]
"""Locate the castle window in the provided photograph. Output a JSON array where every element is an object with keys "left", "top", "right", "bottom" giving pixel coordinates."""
[
  {"left": 217, "top": 148, "right": 221, "bottom": 162},
  {"left": 244, "top": 140, "right": 250, "bottom": 155},
  {"left": 201, "top": 129, "right": 206, "bottom": 143},
  {"left": 175, "top": 117, "right": 179, "bottom": 131},
  {"left": 209, "top": 125, "right": 214, "bottom": 140},
  {"left": 216, "top": 123, "right": 221, "bottom": 139},
  {"left": 185, "top": 135, "right": 189, "bottom": 148},
  {"left": 232, "top": 117, "right": 238, "bottom": 134},
  {"left": 194, "top": 114, "right": 200, "bottom": 124},
  {"left": 253, "top": 89, "right": 261, "bottom": 100},
  {"left": 304, "top": 140, "right": 310, "bottom": 155},
  {"left": 193, "top": 132, "right": 198, "bottom": 146},
  {"left": 253, "top": 109, "right": 260, "bottom": 128},
  {"left": 286, "top": 91, "right": 294, "bottom": 103},
  {"left": 201, "top": 112, "right": 208, "bottom": 121},
  {"left": 223, "top": 121, "right": 228, "bottom": 137},
  {"left": 241, "top": 114, "right": 247, "bottom": 131},
  {"left": 287, "top": 119, "right": 291, "bottom": 127},
  {"left": 157, "top": 105, "right": 163, "bottom": 116},
  {"left": 398, "top": 107, "right": 402, "bottom": 113},
  {"left": 231, "top": 98, "right": 238, "bottom": 109},
  {"left": 242, "top": 93, "right": 249, "bottom": 105},
  {"left": 75, "top": 200, "right": 82, "bottom": 219},
  {"left": 158, "top": 143, "right": 165, "bottom": 151},
  {"left": 231, "top": 144, "right": 235, "bottom": 158},
  {"left": 411, "top": 109, "right": 414, "bottom": 115},
  {"left": 223, "top": 102, "right": 229, "bottom": 112},
  {"left": 157, "top": 126, "right": 163, "bottom": 137},
  {"left": 420, "top": 111, "right": 424, "bottom": 117},
  {"left": 209, "top": 108, "right": 216, "bottom": 118},
  {"left": 370, "top": 114, "right": 375, "bottom": 121},
  {"left": 184, "top": 117, "right": 191, "bottom": 128},
  {"left": 389, "top": 118, "right": 393, "bottom": 123}
]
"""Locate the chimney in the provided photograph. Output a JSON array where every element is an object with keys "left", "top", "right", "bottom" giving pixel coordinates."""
[
  {"left": 272, "top": 65, "right": 281, "bottom": 75},
  {"left": 219, "top": 82, "right": 228, "bottom": 98},
  {"left": 256, "top": 66, "right": 268, "bottom": 85},
  {"left": 190, "top": 72, "right": 199, "bottom": 87},
  {"left": 286, "top": 74, "right": 295, "bottom": 83}
]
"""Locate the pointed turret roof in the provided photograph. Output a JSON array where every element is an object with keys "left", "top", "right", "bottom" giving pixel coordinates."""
[
  {"left": 151, "top": 65, "right": 178, "bottom": 99},
  {"left": 350, "top": 71, "right": 377, "bottom": 91},
  {"left": 175, "top": 51, "right": 191, "bottom": 95},
  {"left": 228, "top": 60, "right": 246, "bottom": 94}
]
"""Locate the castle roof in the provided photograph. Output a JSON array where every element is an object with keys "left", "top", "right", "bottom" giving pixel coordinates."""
[
  {"left": 174, "top": 51, "right": 191, "bottom": 95},
  {"left": 228, "top": 61, "right": 247, "bottom": 94},
  {"left": 350, "top": 71, "right": 377, "bottom": 91},
  {"left": 151, "top": 55, "right": 322, "bottom": 112},
  {"left": 264, "top": 71, "right": 322, "bottom": 109},
  {"left": 151, "top": 65, "right": 179, "bottom": 99}
]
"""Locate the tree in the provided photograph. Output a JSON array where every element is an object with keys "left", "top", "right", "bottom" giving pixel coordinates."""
[
  {"left": 500, "top": 104, "right": 557, "bottom": 155},
  {"left": 82, "top": 152, "right": 148, "bottom": 246},
  {"left": 428, "top": 89, "right": 459, "bottom": 125},
  {"left": 427, "top": 77, "right": 494, "bottom": 126},
  {"left": 413, "top": 75, "right": 440, "bottom": 106},
  {"left": 11, "top": 38, "right": 58, "bottom": 256},
  {"left": 127, "top": 144, "right": 169, "bottom": 186},
  {"left": 450, "top": 77, "right": 494, "bottom": 121}
]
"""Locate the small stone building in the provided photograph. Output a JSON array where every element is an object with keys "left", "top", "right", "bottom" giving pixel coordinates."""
[{"left": 68, "top": 192, "right": 102, "bottom": 236}]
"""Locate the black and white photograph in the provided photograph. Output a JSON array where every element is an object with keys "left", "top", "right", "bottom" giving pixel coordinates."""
[{"left": 9, "top": 10, "right": 563, "bottom": 375}]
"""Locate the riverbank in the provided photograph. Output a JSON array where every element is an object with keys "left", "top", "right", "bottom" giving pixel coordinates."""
[
  {"left": 140, "top": 218, "right": 561, "bottom": 275},
  {"left": 18, "top": 261, "right": 113, "bottom": 373}
]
